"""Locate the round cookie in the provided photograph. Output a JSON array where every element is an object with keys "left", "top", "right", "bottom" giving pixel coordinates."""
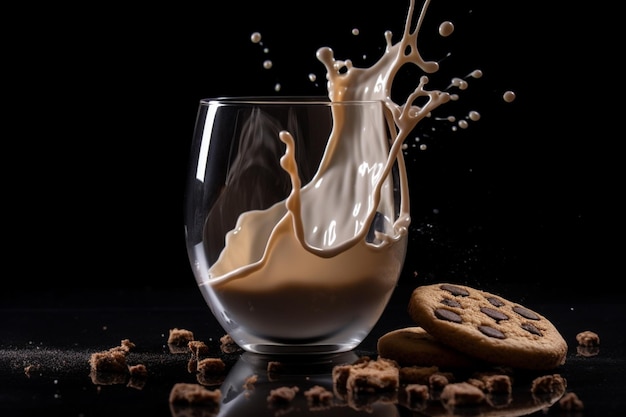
[
  {"left": 407, "top": 283, "right": 568, "bottom": 370},
  {"left": 377, "top": 326, "right": 479, "bottom": 368}
]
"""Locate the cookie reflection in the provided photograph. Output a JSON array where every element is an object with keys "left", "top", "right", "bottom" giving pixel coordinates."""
[{"left": 180, "top": 351, "right": 401, "bottom": 417}]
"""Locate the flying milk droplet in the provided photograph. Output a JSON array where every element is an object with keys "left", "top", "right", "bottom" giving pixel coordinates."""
[
  {"left": 503, "top": 91, "right": 516, "bottom": 103},
  {"left": 439, "top": 21, "right": 454, "bottom": 37}
]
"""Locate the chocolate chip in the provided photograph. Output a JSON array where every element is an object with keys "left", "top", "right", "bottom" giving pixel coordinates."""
[
  {"left": 435, "top": 308, "right": 462, "bottom": 323},
  {"left": 480, "top": 307, "right": 509, "bottom": 322},
  {"left": 512, "top": 306, "right": 540, "bottom": 320},
  {"left": 440, "top": 284, "right": 469, "bottom": 297},
  {"left": 521, "top": 322, "right": 543, "bottom": 336},
  {"left": 486, "top": 297, "right": 505, "bottom": 307},
  {"left": 478, "top": 325, "right": 506, "bottom": 339},
  {"left": 441, "top": 298, "right": 462, "bottom": 308}
]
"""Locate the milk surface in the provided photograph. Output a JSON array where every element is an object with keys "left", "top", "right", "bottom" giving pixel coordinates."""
[{"left": 195, "top": 0, "right": 484, "bottom": 347}]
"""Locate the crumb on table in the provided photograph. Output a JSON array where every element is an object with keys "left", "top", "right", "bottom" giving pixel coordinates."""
[
  {"left": 576, "top": 330, "right": 600, "bottom": 347},
  {"left": 188, "top": 340, "right": 210, "bottom": 356},
  {"left": 531, "top": 374, "right": 567, "bottom": 395},
  {"left": 168, "top": 328, "right": 194, "bottom": 346},
  {"left": 440, "top": 382, "right": 486, "bottom": 407},
  {"left": 267, "top": 386, "right": 300, "bottom": 404},
  {"left": 169, "top": 382, "right": 221, "bottom": 406}
]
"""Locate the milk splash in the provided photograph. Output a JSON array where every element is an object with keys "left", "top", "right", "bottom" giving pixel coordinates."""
[
  {"left": 194, "top": 0, "right": 497, "bottom": 349},
  {"left": 211, "top": 0, "right": 449, "bottom": 273}
]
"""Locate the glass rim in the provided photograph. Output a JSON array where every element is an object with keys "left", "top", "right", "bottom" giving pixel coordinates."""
[{"left": 200, "top": 96, "right": 384, "bottom": 106}]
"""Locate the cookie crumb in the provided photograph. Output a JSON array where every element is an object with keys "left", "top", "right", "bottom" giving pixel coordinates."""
[
  {"left": 267, "top": 360, "right": 284, "bottom": 376},
  {"left": 219, "top": 333, "right": 241, "bottom": 353},
  {"left": 531, "top": 374, "right": 567, "bottom": 395},
  {"left": 267, "top": 386, "right": 300, "bottom": 404},
  {"left": 188, "top": 340, "right": 209, "bottom": 356},
  {"left": 243, "top": 374, "right": 258, "bottom": 390},
  {"left": 88, "top": 340, "right": 141, "bottom": 385},
  {"left": 575, "top": 329, "right": 599, "bottom": 357},
  {"left": 127, "top": 364, "right": 147, "bottom": 390},
  {"left": 429, "top": 373, "right": 452, "bottom": 392},
  {"left": 90, "top": 349, "right": 128, "bottom": 373},
  {"left": 405, "top": 383, "right": 429, "bottom": 404},
  {"left": 89, "top": 343, "right": 131, "bottom": 373},
  {"left": 559, "top": 391, "right": 584, "bottom": 411},
  {"left": 197, "top": 357, "right": 225, "bottom": 373},
  {"left": 128, "top": 364, "right": 147, "bottom": 378},
  {"left": 331, "top": 363, "right": 352, "bottom": 397},
  {"left": 481, "top": 374, "right": 512, "bottom": 395},
  {"left": 169, "top": 382, "right": 221, "bottom": 406},
  {"left": 440, "top": 382, "right": 485, "bottom": 407},
  {"left": 196, "top": 357, "right": 226, "bottom": 386},
  {"left": 576, "top": 330, "right": 599, "bottom": 347},
  {"left": 120, "top": 339, "right": 135, "bottom": 351},
  {"left": 398, "top": 383, "right": 429, "bottom": 411},
  {"left": 168, "top": 328, "right": 194, "bottom": 346},
  {"left": 344, "top": 357, "right": 399, "bottom": 394},
  {"left": 304, "top": 385, "right": 334, "bottom": 409}
]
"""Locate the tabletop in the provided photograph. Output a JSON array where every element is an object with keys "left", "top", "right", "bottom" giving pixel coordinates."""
[{"left": 2, "top": 282, "right": 624, "bottom": 417}]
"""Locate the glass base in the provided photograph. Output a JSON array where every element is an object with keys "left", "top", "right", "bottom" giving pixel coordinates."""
[
  {"left": 241, "top": 343, "right": 353, "bottom": 355},
  {"left": 227, "top": 325, "right": 369, "bottom": 355}
]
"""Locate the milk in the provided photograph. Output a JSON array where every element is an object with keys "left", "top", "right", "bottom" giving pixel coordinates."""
[{"left": 190, "top": 0, "right": 495, "bottom": 352}]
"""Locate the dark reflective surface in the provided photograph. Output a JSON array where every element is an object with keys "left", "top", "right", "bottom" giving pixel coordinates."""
[{"left": 2, "top": 282, "right": 624, "bottom": 417}]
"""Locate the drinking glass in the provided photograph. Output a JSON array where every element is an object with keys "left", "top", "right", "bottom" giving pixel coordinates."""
[{"left": 184, "top": 97, "right": 409, "bottom": 355}]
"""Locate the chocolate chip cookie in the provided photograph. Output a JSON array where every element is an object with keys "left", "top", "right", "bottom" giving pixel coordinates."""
[
  {"left": 407, "top": 283, "right": 568, "bottom": 370},
  {"left": 377, "top": 326, "right": 478, "bottom": 368}
]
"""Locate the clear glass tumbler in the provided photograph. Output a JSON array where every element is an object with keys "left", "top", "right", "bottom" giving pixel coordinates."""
[{"left": 184, "top": 97, "right": 409, "bottom": 354}]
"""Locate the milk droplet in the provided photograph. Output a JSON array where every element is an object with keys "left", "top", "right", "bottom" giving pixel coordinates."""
[
  {"left": 503, "top": 91, "right": 516, "bottom": 102},
  {"left": 458, "top": 120, "right": 469, "bottom": 129},
  {"left": 352, "top": 28, "right": 360, "bottom": 36},
  {"left": 450, "top": 77, "right": 468, "bottom": 90},
  {"left": 468, "top": 111, "right": 480, "bottom": 121},
  {"left": 308, "top": 73, "right": 317, "bottom": 82},
  {"left": 420, "top": 144, "right": 427, "bottom": 150},
  {"left": 250, "top": 32, "right": 262, "bottom": 43},
  {"left": 263, "top": 60, "right": 273, "bottom": 69},
  {"left": 469, "top": 69, "right": 483, "bottom": 78},
  {"left": 274, "top": 83, "right": 281, "bottom": 92},
  {"left": 439, "top": 21, "right": 454, "bottom": 37}
]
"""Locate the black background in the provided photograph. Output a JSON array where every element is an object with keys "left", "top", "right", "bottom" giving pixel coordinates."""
[{"left": 5, "top": 0, "right": 622, "bottom": 304}]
